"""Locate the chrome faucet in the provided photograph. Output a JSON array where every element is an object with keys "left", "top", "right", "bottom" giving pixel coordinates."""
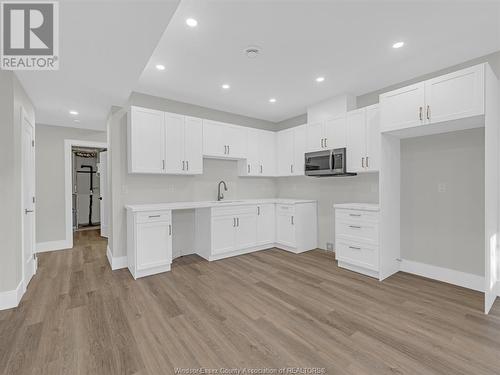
[{"left": 217, "top": 180, "right": 228, "bottom": 201}]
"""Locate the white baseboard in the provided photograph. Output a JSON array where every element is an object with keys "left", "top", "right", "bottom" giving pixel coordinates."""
[
  {"left": 37, "top": 239, "right": 72, "bottom": 253},
  {"left": 400, "top": 259, "right": 484, "bottom": 292},
  {"left": 0, "top": 280, "right": 25, "bottom": 311},
  {"left": 106, "top": 245, "right": 128, "bottom": 270}
]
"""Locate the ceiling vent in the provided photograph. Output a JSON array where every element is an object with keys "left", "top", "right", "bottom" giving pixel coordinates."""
[{"left": 244, "top": 45, "right": 261, "bottom": 59}]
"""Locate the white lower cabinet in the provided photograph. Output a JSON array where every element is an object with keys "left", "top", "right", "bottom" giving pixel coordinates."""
[
  {"left": 276, "top": 203, "right": 318, "bottom": 253},
  {"left": 127, "top": 210, "right": 172, "bottom": 279},
  {"left": 334, "top": 204, "right": 379, "bottom": 278},
  {"left": 276, "top": 206, "right": 295, "bottom": 247},
  {"left": 257, "top": 204, "right": 275, "bottom": 245}
]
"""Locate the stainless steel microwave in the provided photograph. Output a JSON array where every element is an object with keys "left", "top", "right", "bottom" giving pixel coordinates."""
[{"left": 304, "top": 148, "right": 356, "bottom": 177}]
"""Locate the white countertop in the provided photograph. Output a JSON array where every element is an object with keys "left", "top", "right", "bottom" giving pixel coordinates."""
[
  {"left": 333, "top": 203, "right": 380, "bottom": 212},
  {"left": 126, "top": 199, "right": 316, "bottom": 212}
]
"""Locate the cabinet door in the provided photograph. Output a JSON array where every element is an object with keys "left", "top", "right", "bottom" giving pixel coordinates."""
[
  {"left": 136, "top": 221, "right": 172, "bottom": 270},
  {"left": 325, "top": 115, "right": 346, "bottom": 149},
  {"left": 425, "top": 64, "right": 484, "bottom": 125},
  {"left": 277, "top": 129, "right": 294, "bottom": 176},
  {"left": 245, "top": 129, "right": 260, "bottom": 175},
  {"left": 235, "top": 212, "right": 257, "bottom": 249},
  {"left": 226, "top": 125, "right": 247, "bottom": 159},
  {"left": 346, "top": 109, "right": 366, "bottom": 173},
  {"left": 379, "top": 82, "right": 425, "bottom": 132},
  {"left": 257, "top": 204, "right": 275, "bottom": 245},
  {"left": 129, "top": 107, "right": 165, "bottom": 174},
  {"left": 293, "top": 125, "right": 307, "bottom": 175},
  {"left": 184, "top": 116, "right": 203, "bottom": 174},
  {"left": 259, "top": 131, "right": 276, "bottom": 176},
  {"left": 211, "top": 215, "right": 236, "bottom": 255},
  {"left": 203, "top": 120, "right": 226, "bottom": 157},
  {"left": 306, "top": 122, "right": 324, "bottom": 152},
  {"left": 276, "top": 213, "right": 295, "bottom": 247},
  {"left": 164, "top": 113, "right": 185, "bottom": 174},
  {"left": 365, "top": 105, "right": 380, "bottom": 172}
]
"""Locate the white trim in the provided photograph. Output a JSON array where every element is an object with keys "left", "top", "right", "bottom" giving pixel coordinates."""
[
  {"left": 36, "top": 239, "right": 72, "bottom": 253},
  {"left": 0, "top": 280, "right": 25, "bottom": 311},
  {"left": 106, "top": 245, "right": 128, "bottom": 270},
  {"left": 400, "top": 259, "right": 484, "bottom": 292},
  {"left": 64, "top": 139, "right": 108, "bottom": 250}
]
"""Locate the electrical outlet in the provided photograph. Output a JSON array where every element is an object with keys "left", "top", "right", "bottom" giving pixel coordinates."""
[
  {"left": 438, "top": 183, "right": 446, "bottom": 193},
  {"left": 326, "top": 242, "right": 334, "bottom": 251}
]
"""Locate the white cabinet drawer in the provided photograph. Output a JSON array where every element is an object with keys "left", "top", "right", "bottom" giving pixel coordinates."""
[
  {"left": 136, "top": 211, "right": 171, "bottom": 224},
  {"left": 212, "top": 205, "right": 256, "bottom": 217},
  {"left": 276, "top": 204, "right": 294, "bottom": 215},
  {"left": 335, "top": 209, "right": 378, "bottom": 223},
  {"left": 336, "top": 239, "right": 378, "bottom": 271},
  {"left": 336, "top": 220, "right": 379, "bottom": 243}
]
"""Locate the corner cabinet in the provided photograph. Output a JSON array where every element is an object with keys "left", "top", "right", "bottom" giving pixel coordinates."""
[
  {"left": 275, "top": 202, "right": 318, "bottom": 253},
  {"left": 202, "top": 120, "right": 247, "bottom": 159},
  {"left": 346, "top": 104, "right": 380, "bottom": 172},
  {"left": 128, "top": 106, "right": 203, "bottom": 175},
  {"left": 127, "top": 209, "right": 172, "bottom": 279},
  {"left": 380, "top": 64, "right": 485, "bottom": 133},
  {"left": 238, "top": 129, "right": 276, "bottom": 177}
]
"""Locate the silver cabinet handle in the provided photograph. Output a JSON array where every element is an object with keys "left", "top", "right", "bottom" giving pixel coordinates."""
[
  {"left": 260, "top": 165, "right": 263, "bottom": 174},
  {"left": 182, "top": 161, "right": 185, "bottom": 170},
  {"left": 224, "top": 145, "right": 227, "bottom": 154},
  {"left": 419, "top": 106, "right": 423, "bottom": 121},
  {"left": 148, "top": 214, "right": 160, "bottom": 218},
  {"left": 349, "top": 246, "right": 361, "bottom": 250},
  {"left": 361, "top": 157, "right": 365, "bottom": 168},
  {"left": 186, "top": 161, "right": 189, "bottom": 171},
  {"left": 25, "top": 209, "right": 34, "bottom": 214},
  {"left": 426, "top": 105, "right": 430, "bottom": 120},
  {"left": 349, "top": 213, "right": 361, "bottom": 217},
  {"left": 291, "top": 216, "right": 294, "bottom": 225},
  {"left": 321, "top": 138, "right": 324, "bottom": 148},
  {"left": 290, "top": 164, "right": 294, "bottom": 174},
  {"left": 366, "top": 156, "right": 369, "bottom": 168},
  {"left": 248, "top": 164, "right": 250, "bottom": 173},
  {"left": 162, "top": 160, "right": 165, "bottom": 170},
  {"left": 227, "top": 145, "right": 230, "bottom": 154},
  {"left": 233, "top": 217, "right": 236, "bottom": 227},
  {"left": 169, "top": 224, "right": 172, "bottom": 236},
  {"left": 257, "top": 206, "right": 260, "bottom": 215},
  {"left": 349, "top": 225, "right": 361, "bottom": 229},
  {"left": 324, "top": 138, "right": 327, "bottom": 148},
  {"left": 237, "top": 217, "right": 239, "bottom": 227}
]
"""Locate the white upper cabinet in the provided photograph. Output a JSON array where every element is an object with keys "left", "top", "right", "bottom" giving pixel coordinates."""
[
  {"left": 277, "top": 125, "right": 306, "bottom": 176},
  {"left": 380, "top": 64, "right": 485, "bottom": 133},
  {"left": 128, "top": 107, "right": 203, "bottom": 175},
  {"left": 128, "top": 107, "right": 165, "bottom": 174},
  {"left": 346, "top": 105, "right": 380, "bottom": 173},
  {"left": 424, "top": 64, "right": 484, "bottom": 124},
  {"left": 380, "top": 82, "right": 425, "bottom": 132},
  {"left": 240, "top": 129, "right": 276, "bottom": 176},
  {"left": 203, "top": 120, "right": 247, "bottom": 159},
  {"left": 306, "top": 116, "right": 346, "bottom": 152}
]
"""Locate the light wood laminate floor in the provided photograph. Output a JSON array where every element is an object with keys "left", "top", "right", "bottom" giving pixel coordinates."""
[{"left": 1, "top": 230, "right": 500, "bottom": 374}]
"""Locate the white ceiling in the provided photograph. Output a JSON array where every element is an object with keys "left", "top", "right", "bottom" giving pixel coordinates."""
[
  {"left": 16, "top": 0, "right": 180, "bottom": 131},
  {"left": 135, "top": 0, "right": 500, "bottom": 123}
]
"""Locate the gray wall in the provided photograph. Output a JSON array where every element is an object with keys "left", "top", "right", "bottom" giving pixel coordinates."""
[
  {"left": 35, "top": 125, "right": 106, "bottom": 243},
  {"left": 401, "top": 128, "right": 485, "bottom": 276},
  {"left": 0, "top": 71, "right": 35, "bottom": 293},
  {"left": 109, "top": 98, "right": 277, "bottom": 258}
]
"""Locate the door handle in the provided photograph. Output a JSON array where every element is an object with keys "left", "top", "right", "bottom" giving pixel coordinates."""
[
  {"left": 426, "top": 105, "right": 430, "bottom": 121},
  {"left": 324, "top": 138, "right": 327, "bottom": 148},
  {"left": 182, "top": 160, "right": 185, "bottom": 170},
  {"left": 349, "top": 246, "right": 361, "bottom": 250},
  {"left": 419, "top": 106, "right": 423, "bottom": 121},
  {"left": 257, "top": 206, "right": 260, "bottom": 215},
  {"left": 237, "top": 217, "right": 239, "bottom": 227},
  {"left": 361, "top": 157, "right": 365, "bottom": 168},
  {"left": 290, "top": 164, "right": 294, "bottom": 174},
  {"left": 162, "top": 160, "right": 165, "bottom": 170},
  {"left": 366, "top": 156, "right": 369, "bottom": 168},
  {"left": 291, "top": 216, "right": 294, "bottom": 225},
  {"left": 233, "top": 217, "right": 236, "bottom": 227},
  {"left": 260, "top": 165, "right": 263, "bottom": 174},
  {"left": 228, "top": 145, "right": 230, "bottom": 154},
  {"left": 186, "top": 161, "right": 189, "bottom": 171},
  {"left": 248, "top": 164, "right": 250, "bottom": 173},
  {"left": 321, "top": 138, "right": 324, "bottom": 148},
  {"left": 349, "top": 225, "right": 361, "bottom": 229},
  {"left": 25, "top": 209, "right": 34, "bottom": 214}
]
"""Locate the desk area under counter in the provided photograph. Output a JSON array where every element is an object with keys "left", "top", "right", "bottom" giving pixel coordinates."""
[{"left": 126, "top": 199, "right": 318, "bottom": 279}]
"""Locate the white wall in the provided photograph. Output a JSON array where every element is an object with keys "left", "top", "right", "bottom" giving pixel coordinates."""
[
  {"left": 35, "top": 124, "right": 106, "bottom": 244},
  {"left": 0, "top": 71, "right": 35, "bottom": 293},
  {"left": 109, "top": 97, "right": 277, "bottom": 258},
  {"left": 401, "top": 128, "right": 485, "bottom": 276}
]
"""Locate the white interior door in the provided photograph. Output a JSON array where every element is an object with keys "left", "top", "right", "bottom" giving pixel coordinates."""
[
  {"left": 22, "top": 110, "right": 36, "bottom": 286},
  {"left": 99, "top": 151, "right": 108, "bottom": 237}
]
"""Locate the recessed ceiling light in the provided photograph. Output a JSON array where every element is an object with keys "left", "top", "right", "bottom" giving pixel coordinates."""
[
  {"left": 155, "top": 64, "right": 166, "bottom": 71},
  {"left": 186, "top": 18, "right": 198, "bottom": 27},
  {"left": 392, "top": 41, "right": 405, "bottom": 49},
  {"left": 315, "top": 76, "right": 325, "bottom": 83},
  {"left": 269, "top": 98, "right": 276, "bottom": 103},
  {"left": 222, "top": 84, "right": 230, "bottom": 89},
  {"left": 69, "top": 110, "right": 78, "bottom": 115}
]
